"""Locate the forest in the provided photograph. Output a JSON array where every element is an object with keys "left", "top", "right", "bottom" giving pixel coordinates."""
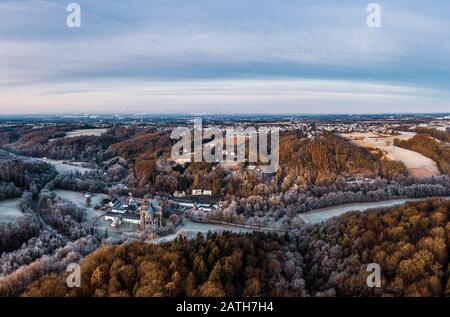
[
  {"left": 409, "top": 127, "right": 450, "bottom": 142},
  {"left": 0, "top": 124, "right": 419, "bottom": 200},
  {"left": 0, "top": 154, "right": 58, "bottom": 253},
  {"left": 0, "top": 152, "right": 57, "bottom": 194},
  {"left": 279, "top": 132, "right": 407, "bottom": 184},
  {"left": 0, "top": 235, "right": 99, "bottom": 297},
  {"left": 38, "top": 190, "right": 90, "bottom": 240},
  {"left": 1, "top": 124, "right": 141, "bottom": 162},
  {"left": 22, "top": 198, "right": 450, "bottom": 297},
  {"left": 1, "top": 123, "right": 449, "bottom": 298},
  {"left": 394, "top": 134, "right": 450, "bottom": 175},
  {"left": 122, "top": 131, "right": 409, "bottom": 199}
]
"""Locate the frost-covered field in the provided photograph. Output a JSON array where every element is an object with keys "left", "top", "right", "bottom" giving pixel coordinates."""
[
  {"left": 299, "top": 197, "right": 450, "bottom": 224},
  {"left": 39, "top": 158, "right": 95, "bottom": 174},
  {"left": 65, "top": 128, "right": 108, "bottom": 138},
  {"left": 54, "top": 190, "right": 109, "bottom": 225},
  {"left": 54, "top": 190, "right": 141, "bottom": 240},
  {"left": 341, "top": 132, "right": 441, "bottom": 178},
  {"left": 1, "top": 149, "right": 95, "bottom": 174},
  {"left": 0, "top": 199, "right": 22, "bottom": 223}
]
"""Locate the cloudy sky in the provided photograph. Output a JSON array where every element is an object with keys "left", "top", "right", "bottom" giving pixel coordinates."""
[{"left": 1, "top": 0, "right": 450, "bottom": 114}]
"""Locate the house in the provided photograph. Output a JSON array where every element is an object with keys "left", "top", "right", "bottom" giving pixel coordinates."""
[
  {"left": 111, "top": 203, "right": 126, "bottom": 214},
  {"left": 197, "top": 203, "right": 217, "bottom": 212},
  {"left": 109, "top": 197, "right": 141, "bottom": 214},
  {"left": 105, "top": 212, "right": 118, "bottom": 222},
  {"left": 109, "top": 198, "right": 121, "bottom": 208},
  {"left": 174, "top": 191, "right": 186, "bottom": 198},
  {"left": 105, "top": 211, "right": 140, "bottom": 227},
  {"left": 105, "top": 212, "right": 121, "bottom": 228},
  {"left": 173, "top": 198, "right": 195, "bottom": 208},
  {"left": 122, "top": 214, "right": 141, "bottom": 225},
  {"left": 191, "top": 189, "right": 213, "bottom": 196}
]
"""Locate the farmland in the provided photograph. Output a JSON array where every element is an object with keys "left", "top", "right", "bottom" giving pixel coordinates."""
[{"left": 341, "top": 132, "right": 441, "bottom": 178}]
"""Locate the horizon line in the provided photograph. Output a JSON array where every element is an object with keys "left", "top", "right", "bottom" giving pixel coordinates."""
[{"left": 1, "top": 112, "right": 450, "bottom": 118}]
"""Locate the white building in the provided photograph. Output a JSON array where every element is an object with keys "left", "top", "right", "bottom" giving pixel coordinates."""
[
  {"left": 122, "top": 215, "right": 140, "bottom": 225},
  {"left": 105, "top": 213, "right": 118, "bottom": 222}
]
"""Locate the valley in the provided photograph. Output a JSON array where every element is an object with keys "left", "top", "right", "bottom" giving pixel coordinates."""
[{"left": 0, "top": 113, "right": 449, "bottom": 298}]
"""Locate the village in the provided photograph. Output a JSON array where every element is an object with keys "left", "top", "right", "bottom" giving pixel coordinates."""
[{"left": 84, "top": 189, "right": 220, "bottom": 237}]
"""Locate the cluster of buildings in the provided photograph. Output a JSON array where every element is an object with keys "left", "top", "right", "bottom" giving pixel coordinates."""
[
  {"left": 104, "top": 195, "right": 163, "bottom": 230},
  {"left": 102, "top": 190, "right": 220, "bottom": 231},
  {"left": 307, "top": 123, "right": 397, "bottom": 136},
  {"left": 172, "top": 198, "right": 219, "bottom": 212},
  {"left": 345, "top": 176, "right": 377, "bottom": 185},
  {"left": 410, "top": 121, "right": 450, "bottom": 132},
  {"left": 173, "top": 189, "right": 219, "bottom": 212},
  {"left": 172, "top": 189, "right": 219, "bottom": 211}
]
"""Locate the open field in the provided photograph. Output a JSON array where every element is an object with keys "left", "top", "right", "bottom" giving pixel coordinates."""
[
  {"left": 53, "top": 190, "right": 137, "bottom": 238},
  {"left": 54, "top": 190, "right": 109, "bottom": 225},
  {"left": 39, "top": 158, "right": 95, "bottom": 174},
  {"left": 65, "top": 128, "right": 108, "bottom": 138},
  {"left": 341, "top": 132, "right": 440, "bottom": 178},
  {"left": 0, "top": 199, "right": 22, "bottom": 223},
  {"left": 300, "top": 198, "right": 416, "bottom": 224},
  {"left": 299, "top": 196, "right": 450, "bottom": 224}
]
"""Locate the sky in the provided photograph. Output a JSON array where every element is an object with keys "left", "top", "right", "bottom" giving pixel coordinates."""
[{"left": 0, "top": 0, "right": 450, "bottom": 114}]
